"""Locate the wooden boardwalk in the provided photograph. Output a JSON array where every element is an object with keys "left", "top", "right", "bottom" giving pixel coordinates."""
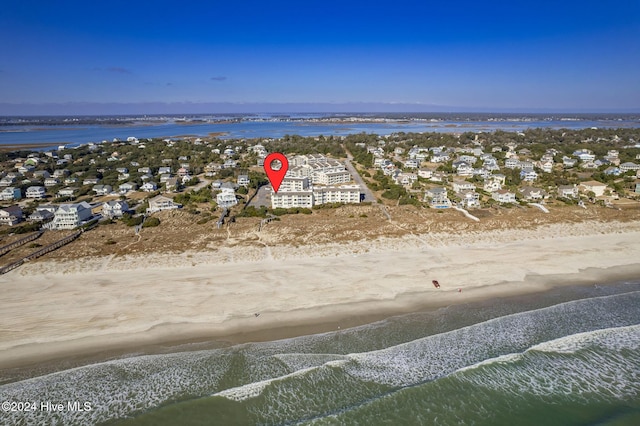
[
  {"left": 0, "top": 231, "right": 44, "bottom": 257},
  {"left": 0, "top": 230, "right": 82, "bottom": 275}
]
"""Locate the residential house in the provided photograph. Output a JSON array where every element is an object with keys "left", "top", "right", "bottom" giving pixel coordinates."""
[
  {"left": 223, "top": 159, "right": 237, "bottom": 168},
  {"left": 18, "top": 165, "right": 35, "bottom": 175},
  {"left": 26, "top": 186, "right": 46, "bottom": 199},
  {"left": 539, "top": 160, "right": 554, "bottom": 173},
  {"left": 146, "top": 195, "right": 181, "bottom": 214},
  {"left": 33, "top": 170, "right": 50, "bottom": 179},
  {"left": 44, "top": 177, "right": 60, "bottom": 187},
  {"left": 520, "top": 186, "right": 548, "bottom": 201},
  {"left": 53, "top": 169, "right": 70, "bottom": 178},
  {"left": 394, "top": 172, "right": 417, "bottom": 187},
  {"left": 158, "top": 166, "right": 171, "bottom": 175},
  {"left": 492, "top": 189, "right": 516, "bottom": 203},
  {"left": 238, "top": 175, "right": 250, "bottom": 187},
  {"left": 620, "top": 162, "right": 640, "bottom": 173},
  {"left": 483, "top": 158, "right": 500, "bottom": 171},
  {"left": 562, "top": 157, "right": 577, "bottom": 168},
  {"left": 64, "top": 177, "right": 78, "bottom": 185},
  {"left": 520, "top": 170, "right": 538, "bottom": 182},
  {"left": 403, "top": 159, "right": 419, "bottom": 169},
  {"left": 558, "top": 185, "right": 579, "bottom": 198},
  {"left": 28, "top": 206, "right": 55, "bottom": 222},
  {"left": 579, "top": 181, "right": 608, "bottom": 197},
  {"left": 0, "top": 176, "right": 16, "bottom": 187},
  {"left": 47, "top": 202, "right": 93, "bottom": 230},
  {"left": 83, "top": 177, "right": 100, "bottom": 185},
  {"left": 0, "top": 187, "right": 21, "bottom": 201},
  {"left": 166, "top": 177, "right": 180, "bottom": 192},
  {"left": 141, "top": 182, "right": 158, "bottom": 192},
  {"left": 118, "top": 182, "right": 137, "bottom": 194},
  {"left": 103, "top": 200, "right": 129, "bottom": 218},
  {"left": 424, "top": 187, "right": 451, "bottom": 209},
  {"left": 57, "top": 187, "right": 77, "bottom": 198},
  {"left": 455, "top": 162, "right": 474, "bottom": 177},
  {"left": 430, "top": 152, "right": 450, "bottom": 163},
  {"left": 520, "top": 161, "right": 535, "bottom": 172},
  {"left": 417, "top": 168, "right": 433, "bottom": 179},
  {"left": 458, "top": 190, "right": 480, "bottom": 208},
  {"left": 216, "top": 187, "right": 239, "bottom": 208},
  {"left": 138, "top": 167, "right": 152, "bottom": 174},
  {"left": 0, "top": 206, "right": 23, "bottom": 226},
  {"left": 604, "top": 167, "right": 622, "bottom": 176},
  {"left": 204, "top": 163, "right": 225, "bottom": 177},
  {"left": 573, "top": 149, "right": 595, "bottom": 161},
  {"left": 452, "top": 181, "right": 476, "bottom": 193},
  {"left": 483, "top": 179, "right": 502, "bottom": 193},
  {"left": 92, "top": 184, "right": 113, "bottom": 195},
  {"left": 505, "top": 158, "right": 520, "bottom": 169},
  {"left": 429, "top": 171, "right": 448, "bottom": 183}
]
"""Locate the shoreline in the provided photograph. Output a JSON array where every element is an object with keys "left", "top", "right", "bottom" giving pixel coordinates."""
[
  {"left": 2, "top": 225, "right": 640, "bottom": 376},
  {"left": 2, "top": 264, "right": 639, "bottom": 383}
]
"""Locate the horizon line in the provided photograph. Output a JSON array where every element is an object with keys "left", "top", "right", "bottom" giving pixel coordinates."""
[{"left": 1, "top": 101, "right": 639, "bottom": 116}]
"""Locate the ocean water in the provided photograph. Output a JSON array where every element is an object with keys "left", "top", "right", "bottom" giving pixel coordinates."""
[
  {"left": 1, "top": 118, "right": 640, "bottom": 147},
  {"left": 1, "top": 281, "right": 639, "bottom": 425}
]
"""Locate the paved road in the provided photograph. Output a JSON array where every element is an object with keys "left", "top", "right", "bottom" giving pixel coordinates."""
[
  {"left": 248, "top": 185, "right": 271, "bottom": 208},
  {"left": 343, "top": 147, "right": 377, "bottom": 203},
  {"left": 191, "top": 174, "right": 211, "bottom": 191}
]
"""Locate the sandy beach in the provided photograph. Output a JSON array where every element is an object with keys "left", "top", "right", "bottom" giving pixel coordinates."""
[{"left": 2, "top": 220, "right": 640, "bottom": 371}]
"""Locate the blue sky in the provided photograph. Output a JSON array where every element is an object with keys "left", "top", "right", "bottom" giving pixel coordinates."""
[{"left": 1, "top": 0, "right": 639, "bottom": 113}]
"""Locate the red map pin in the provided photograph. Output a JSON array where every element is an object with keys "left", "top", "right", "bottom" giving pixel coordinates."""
[{"left": 263, "top": 152, "right": 289, "bottom": 193}]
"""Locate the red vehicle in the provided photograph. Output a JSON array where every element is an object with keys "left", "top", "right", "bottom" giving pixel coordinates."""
[{"left": 432, "top": 280, "right": 440, "bottom": 288}]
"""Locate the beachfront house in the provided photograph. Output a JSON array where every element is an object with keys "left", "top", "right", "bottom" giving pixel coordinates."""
[
  {"left": 520, "top": 186, "right": 548, "bottom": 201},
  {"left": 424, "top": 187, "right": 451, "bottom": 209},
  {"left": 579, "top": 181, "right": 608, "bottom": 197},
  {"left": 48, "top": 202, "right": 93, "bottom": 230},
  {"left": 146, "top": 195, "right": 181, "bottom": 214},
  {"left": 216, "top": 187, "right": 239, "bottom": 208},
  {"left": 492, "top": 189, "right": 517, "bottom": 204},
  {"left": 458, "top": 190, "right": 481, "bottom": 208},
  {"left": 558, "top": 185, "right": 579, "bottom": 198}
]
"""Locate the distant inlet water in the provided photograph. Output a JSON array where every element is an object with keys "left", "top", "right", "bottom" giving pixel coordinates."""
[{"left": 1, "top": 118, "right": 640, "bottom": 147}]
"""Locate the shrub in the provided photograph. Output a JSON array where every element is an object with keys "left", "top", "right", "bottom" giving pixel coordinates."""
[{"left": 142, "top": 217, "right": 161, "bottom": 228}]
